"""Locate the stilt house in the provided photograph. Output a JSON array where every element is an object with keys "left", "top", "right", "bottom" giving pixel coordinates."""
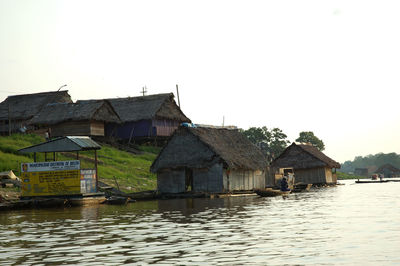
[
  {"left": 29, "top": 100, "right": 121, "bottom": 137},
  {"left": 104, "top": 93, "right": 191, "bottom": 141},
  {"left": 151, "top": 126, "right": 267, "bottom": 193},
  {"left": 0, "top": 91, "right": 72, "bottom": 135},
  {"left": 375, "top": 164, "right": 400, "bottom": 178},
  {"left": 271, "top": 143, "right": 341, "bottom": 185}
]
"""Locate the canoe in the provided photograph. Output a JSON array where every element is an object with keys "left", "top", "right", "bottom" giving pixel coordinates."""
[
  {"left": 255, "top": 189, "right": 290, "bottom": 197},
  {"left": 103, "top": 196, "right": 129, "bottom": 205},
  {"left": 355, "top": 180, "right": 389, "bottom": 184}
]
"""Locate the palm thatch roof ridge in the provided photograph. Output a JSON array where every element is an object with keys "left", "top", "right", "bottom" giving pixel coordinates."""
[
  {"left": 272, "top": 142, "right": 340, "bottom": 169},
  {"left": 191, "top": 127, "right": 268, "bottom": 170},
  {"left": 29, "top": 100, "right": 121, "bottom": 125},
  {"left": 152, "top": 126, "right": 268, "bottom": 171},
  {"left": 297, "top": 143, "right": 341, "bottom": 168},
  {"left": 0, "top": 90, "right": 72, "bottom": 120},
  {"left": 106, "top": 93, "right": 191, "bottom": 123}
]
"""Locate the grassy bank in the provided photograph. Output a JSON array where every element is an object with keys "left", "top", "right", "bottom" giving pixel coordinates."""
[
  {"left": 0, "top": 134, "right": 160, "bottom": 192},
  {"left": 337, "top": 171, "right": 367, "bottom": 180}
]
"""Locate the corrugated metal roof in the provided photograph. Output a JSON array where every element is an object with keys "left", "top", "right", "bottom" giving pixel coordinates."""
[
  {"left": 68, "top": 136, "right": 101, "bottom": 150},
  {"left": 18, "top": 136, "right": 101, "bottom": 153}
]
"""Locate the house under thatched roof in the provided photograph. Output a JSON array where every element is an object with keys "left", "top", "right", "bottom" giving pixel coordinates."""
[
  {"left": 375, "top": 163, "right": 400, "bottom": 177},
  {"left": 0, "top": 91, "right": 72, "bottom": 134},
  {"left": 107, "top": 93, "right": 190, "bottom": 123},
  {"left": 273, "top": 143, "right": 340, "bottom": 169},
  {"left": 0, "top": 91, "right": 72, "bottom": 120},
  {"left": 29, "top": 100, "right": 121, "bottom": 137},
  {"left": 103, "top": 93, "right": 191, "bottom": 140},
  {"left": 152, "top": 127, "right": 267, "bottom": 172},
  {"left": 30, "top": 100, "right": 120, "bottom": 125},
  {"left": 151, "top": 126, "right": 267, "bottom": 193},
  {"left": 271, "top": 142, "right": 340, "bottom": 185}
]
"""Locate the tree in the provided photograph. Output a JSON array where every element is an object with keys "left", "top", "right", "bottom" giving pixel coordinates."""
[
  {"left": 295, "top": 131, "right": 325, "bottom": 151},
  {"left": 240, "top": 126, "right": 290, "bottom": 161}
]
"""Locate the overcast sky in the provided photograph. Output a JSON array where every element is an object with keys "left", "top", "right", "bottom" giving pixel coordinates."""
[{"left": 1, "top": 0, "right": 399, "bottom": 163}]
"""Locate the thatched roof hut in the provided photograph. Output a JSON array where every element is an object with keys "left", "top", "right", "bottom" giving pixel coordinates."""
[
  {"left": 272, "top": 143, "right": 340, "bottom": 185},
  {"left": 151, "top": 126, "right": 267, "bottom": 193},
  {"left": 30, "top": 100, "right": 120, "bottom": 125},
  {"left": 0, "top": 91, "right": 72, "bottom": 121},
  {"left": 107, "top": 93, "right": 190, "bottom": 123},
  {"left": 375, "top": 163, "right": 400, "bottom": 177},
  {"left": 102, "top": 93, "right": 191, "bottom": 140}
]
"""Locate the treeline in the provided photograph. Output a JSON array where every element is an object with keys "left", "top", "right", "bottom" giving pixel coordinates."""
[{"left": 341, "top": 153, "right": 400, "bottom": 173}]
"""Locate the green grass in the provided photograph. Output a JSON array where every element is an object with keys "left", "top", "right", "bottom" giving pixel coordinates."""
[
  {"left": 0, "top": 134, "right": 159, "bottom": 192},
  {"left": 337, "top": 171, "right": 368, "bottom": 180}
]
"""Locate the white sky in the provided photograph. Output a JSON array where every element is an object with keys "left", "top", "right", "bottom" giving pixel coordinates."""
[{"left": 1, "top": 0, "right": 399, "bottom": 163}]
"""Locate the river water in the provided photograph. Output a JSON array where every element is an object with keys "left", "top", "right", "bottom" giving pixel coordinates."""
[{"left": 1, "top": 179, "right": 400, "bottom": 265}]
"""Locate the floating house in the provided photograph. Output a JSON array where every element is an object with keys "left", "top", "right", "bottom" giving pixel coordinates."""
[
  {"left": 0, "top": 91, "right": 72, "bottom": 135},
  {"left": 151, "top": 126, "right": 268, "bottom": 194},
  {"left": 271, "top": 143, "right": 341, "bottom": 185},
  {"left": 30, "top": 100, "right": 121, "bottom": 137},
  {"left": 375, "top": 164, "right": 400, "bottom": 178},
  {"left": 104, "top": 93, "right": 191, "bottom": 141}
]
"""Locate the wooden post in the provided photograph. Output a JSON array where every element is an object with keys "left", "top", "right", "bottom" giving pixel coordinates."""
[
  {"left": 34, "top": 152, "right": 36, "bottom": 162},
  {"left": 176, "top": 84, "right": 181, "bottom": 107},
  {"left": 95, "top": 150, "right": 98, "bottom": 192},
  {"left": 53, "top": 152, "right": 56, "bottom": 161},
  {"left": 76, "top": 152, "right": 79, "bottom": 160},
  {"left": 45, "top": 152, "right": 47, "bottom": 162}
]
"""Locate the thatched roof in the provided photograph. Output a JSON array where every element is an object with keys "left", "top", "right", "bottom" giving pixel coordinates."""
[
  {"left": 375, "top": 164, "right": 400, "bottom": 173},
  {"left": 151, "top": 126, "right": 268, "bottom": 172},
  {"left": 272, "top": 143, "right": 341, "bottom": 169},
  {"left": 29, "top": 100, "right": 121, "bottom": 125},
  {"left": 106, "top": 93, "right": 191, "bottom": 123},
  {"left": 0, "top": 91, "right": 72, "bottom": 120}
]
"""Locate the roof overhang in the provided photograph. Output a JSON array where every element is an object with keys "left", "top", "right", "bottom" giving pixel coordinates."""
[{"left": 18, "top": 136, "right": 101, "bottom": 153}]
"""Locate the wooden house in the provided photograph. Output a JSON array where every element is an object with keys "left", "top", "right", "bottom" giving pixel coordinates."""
[
  {"left": 375, "top": 164, "right": 400, "bottom": 178},
  {"left": 104, "top": 93, "right": 191, "bottom": 141},
  {"left": 151, "top": 126, "right": 267, "bottom": 194},
  {"left": 0, "top": 91, "right": 72, "bottom": 135},
  {"left": 29, "top": 100, "right": 121, "bottom": 137},
  {"left": 271, "top": 143, "right": 341, "bottom": 185}
]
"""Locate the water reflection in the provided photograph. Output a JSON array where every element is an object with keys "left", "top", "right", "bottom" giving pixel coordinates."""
[{"left": 1, "top": 180, "right": 400, "bottom": 265}]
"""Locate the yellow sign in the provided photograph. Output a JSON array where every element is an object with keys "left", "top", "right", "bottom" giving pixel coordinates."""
[{"left": 21, "top": 160, "right": 81, "bottom": 197}]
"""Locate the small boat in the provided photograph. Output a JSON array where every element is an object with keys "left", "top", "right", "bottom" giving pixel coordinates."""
[
  {"left": 103, "top": 196, "right": 129, "bottom": 205},
  {"left": 355, "top": 180, "right": 389, "bottom": 184},
  {"left": 292, "top": 183, "right": 312, "bottom": 192},
  {"left": 255, "top": 188, "right": 290, "bottom": 197}
]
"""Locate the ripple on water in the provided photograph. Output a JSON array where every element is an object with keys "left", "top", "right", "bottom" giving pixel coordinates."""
[{"left": 1, "top": 180, "right": 400, "bottom": 265}]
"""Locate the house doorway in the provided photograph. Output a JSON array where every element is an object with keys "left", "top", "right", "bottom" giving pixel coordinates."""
[{"left": 185, "top": 168, "right": 193, "bottom": 192}]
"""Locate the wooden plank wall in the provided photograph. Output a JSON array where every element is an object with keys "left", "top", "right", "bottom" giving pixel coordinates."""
[
  {"left": 193, "top": 163, "right": 223, "bottom": 193},
  {"left": 51, "top": 121, "right": 104, "bottom": 137},
  {"left": 223, "top": 169, "right": 265, "bottom": 191},
  {"left": 157, "top": 169, "right": 186, "bottom": 193},
  {"left": 294, "top": 167, "right": 327, "bottom": 184},
  {"left": 153, "top": 119, "right": 180, "bottom": 137}
]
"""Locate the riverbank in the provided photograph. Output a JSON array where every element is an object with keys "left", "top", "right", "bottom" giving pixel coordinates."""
[{"left": 0, "top": 134, "right": 160, "bottom": 193}]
